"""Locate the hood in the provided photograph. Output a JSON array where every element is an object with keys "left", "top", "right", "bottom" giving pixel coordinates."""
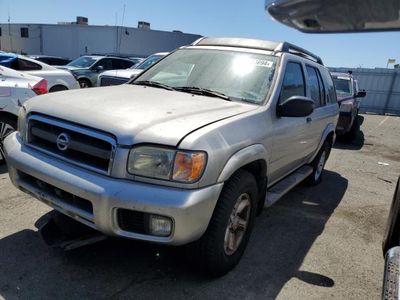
[
  {"left": 25, "top": 85, "right": 258, "bottom": 146},
  {"left": 337, "top": 94, "right": 353, "bottom": 102},
  {"left": 101, "top": 69, "right": 142, "bottom": 79}
]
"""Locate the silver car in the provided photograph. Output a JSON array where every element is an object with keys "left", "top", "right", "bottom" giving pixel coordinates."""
[{"left": 3, "top": 37, "right": 338, "bottom": 275}]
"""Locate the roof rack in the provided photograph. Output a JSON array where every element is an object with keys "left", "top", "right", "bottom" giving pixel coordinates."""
[
  {"left": 275, "top": 42, "right": 323, "bottom": 65},
  {"left": 192, "top": 37, "right": 323, "bottom": 65}
]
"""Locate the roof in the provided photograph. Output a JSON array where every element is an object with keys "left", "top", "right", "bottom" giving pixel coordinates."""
[{"left": 192, "top": 37, "right": 323, "bottom": 65}]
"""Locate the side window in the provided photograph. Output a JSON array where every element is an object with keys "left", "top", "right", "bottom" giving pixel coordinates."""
[
  {"left": 316, "top": 69, "right": 326, "bottom": 106},
  {"left": 280, "top": 62, "right": 305, "bottom": 102},
  {"left": 95, "top": 58, "right": 113, "bottom": 70},
  {"left": 306, "top": 66, "right": 322, "bottom": 107},
  {"left": 112, "top": 59, "right": 133, "bottom": 69},
  {"left": 16, "top": 58, "right": 42, "bottom": 71},
  {"left": 324, "top": 72, "right": 337, "bottom": 104}
]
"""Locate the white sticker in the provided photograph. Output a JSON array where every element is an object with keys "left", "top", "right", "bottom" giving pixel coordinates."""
[{"left": 254, "top": 59, "right": 274, "bottom": 68}]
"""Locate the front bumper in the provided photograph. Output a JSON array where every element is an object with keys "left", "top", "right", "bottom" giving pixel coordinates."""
[{"left": 4, "top": 133, "right": 223, "bottom": 245}]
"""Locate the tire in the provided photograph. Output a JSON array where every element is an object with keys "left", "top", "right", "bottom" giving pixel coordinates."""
[
  {"left": 0, "top": 115, "right": 17, "bottom": 165},
  {"left": 342, "top": 116, "right": 359, "bottom": 142},
  {"left": 78, "top": 78, "right": 92, "bottom": 88},
  {"left": 305, "top": 140, "right": 331, "bottom": 186},
  {"left": 49, "top": 85, "right": 68, "bottom": 93},
  {"left": 188, "top": 170, "right": 258, "bottom": 276}
]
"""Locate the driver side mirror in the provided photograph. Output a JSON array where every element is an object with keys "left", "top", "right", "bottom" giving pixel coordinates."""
[
  {"left": 277, "top": 96, "right": 314, "bottom": 117},
  {"left": 93, "top": 65, "right": 104, "bottom": 72},
  {"left": 356, "top": 90, "right": 366, "bottom": 98}
]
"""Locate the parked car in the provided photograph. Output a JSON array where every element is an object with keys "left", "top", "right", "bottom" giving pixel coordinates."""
[
  {"left": 3, "top": 37, "right": 339, "bottom": 275},
  {"left": 0, "top": 53, "right": 79, "bottom": 92},
  {"left": 28, "top": 55, "right": 71, "bottom": 66},
  {"left": 331, "top": 71, "right": 366, "bottom": 141},
  {"left": 59, "top": 55, "right": 135, "bottom": 88},
  {"left": 98, "top": 52, "right": 168, "bottom": 86},
  {"left": 0, "top": 66, "right": 47, "bottom": 164}
]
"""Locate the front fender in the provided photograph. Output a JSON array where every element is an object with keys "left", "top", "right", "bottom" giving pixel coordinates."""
[
  {"left": 217, "top": 144, "right": 269, "bottom": 182},
  {"left": 308, "top": 123, "right": 336, "bottom": 163}
]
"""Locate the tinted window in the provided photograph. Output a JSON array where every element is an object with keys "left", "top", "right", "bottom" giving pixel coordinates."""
[
  {"left": 15, "top": 58, "right": 41, "bottom": 71},
  {"left": 112, "top": 59, "right": 133, "bottom": 69},
  {"left": 68, "top": 56, "right": 98, "bottom": 68},
  {"left": 94, "top": 58, "right": 113, "bottom": 70},
  {"left": 280, "top": 62, "right": 305, "bottom": 102},
  {"left": 324, "top": 72, "right": 337, "bottom": 104},
  {"left": 316, "top": 69, "right": 326, "bottom": 105},
  {"left": 38, "top": 57, "right": 70, "bottom": 65}
]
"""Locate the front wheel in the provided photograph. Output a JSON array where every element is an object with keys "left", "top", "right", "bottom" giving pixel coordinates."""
[
  {"left": 78, "top": 78, "right": 91, "bottom": 88},
  {"left": 188, "top": 170, "right": 258, "bottom": 276},
  {"left": 0, "top": 116, "right": 17, "bottom": 165}
]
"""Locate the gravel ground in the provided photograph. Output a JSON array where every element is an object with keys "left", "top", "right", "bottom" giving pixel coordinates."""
[{"left": 0, "top": 114, "right": 399, "bottom": 300}]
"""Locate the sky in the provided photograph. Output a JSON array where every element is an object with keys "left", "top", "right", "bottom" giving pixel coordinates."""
[{"left": 0, "top": 0, "right": 399, "bottom": 68}]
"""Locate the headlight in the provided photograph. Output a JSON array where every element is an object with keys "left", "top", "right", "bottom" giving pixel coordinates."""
[
  {"left": 339, "top": 100, "right": 353, "bottom": 113},
  {"left": 128, "top": 146, "right": 207, "bottom": 183},
  {"left": 17, "top": 106, "right": 27, "bottom": 141}
]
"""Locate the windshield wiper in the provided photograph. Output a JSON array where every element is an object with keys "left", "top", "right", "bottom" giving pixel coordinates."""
[
  {"left": 133, "top": 80, "right": 175, "bottom": 91},
  {"left": 174, "top": 86, "right": 231, "bottom": 101}
]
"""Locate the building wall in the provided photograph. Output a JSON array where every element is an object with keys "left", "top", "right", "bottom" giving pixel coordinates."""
[
  {"left": 0, "top": 24, "right": 41, "bottom": 54},
  {"left": 330, "top": 67, "right": 400, "bottom": 116},
  {"left": 0, "top": 23, "right": 202, "bottom": 59}
]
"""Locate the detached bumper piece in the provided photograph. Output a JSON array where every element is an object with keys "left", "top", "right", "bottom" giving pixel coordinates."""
[
  {"left": 39, "top": 211, "right": 107, "bottom": 251},
  {"left": 383, "top": 246, "right": 400, "bottom": 300}
]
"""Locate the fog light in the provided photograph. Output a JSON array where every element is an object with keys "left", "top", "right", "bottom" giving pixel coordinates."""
[{"left": 149, "top": 215, "right": 172, "bottom": 237}]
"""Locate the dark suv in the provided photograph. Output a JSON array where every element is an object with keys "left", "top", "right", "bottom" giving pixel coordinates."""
[
  {"left": 60, "top": 55, "right": 135, "bottom": 88},
  {"left": 331, "top": 71, "right": 366, "bottom": 141}
]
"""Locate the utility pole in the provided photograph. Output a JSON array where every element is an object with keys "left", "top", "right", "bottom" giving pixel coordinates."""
[{"left": 8, "top": 6, "right": 13, "bottom": 52}]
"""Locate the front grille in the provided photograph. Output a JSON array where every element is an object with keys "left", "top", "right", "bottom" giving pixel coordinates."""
[
  {"left": 27, "top": 115, "right": 115, "bottom": 174},
  {"left": 117, "top": 209, "right": 147, "bottom": 234},
  {"left": 19, "top": 171, "right": 93, "bottom": 216},
  {"left": 100, "top": 76, "right": 129, "bottom": 86}
]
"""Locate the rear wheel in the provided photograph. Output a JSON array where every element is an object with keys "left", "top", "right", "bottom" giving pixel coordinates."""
[
  {"left": 306, "top": 140, "right": 331, "bottom": 186},
  {"left": 49, "top": 85, "right": 68, "bottom": 93},
  {"left": 0, "top": 116, "right": 17, "bottom": 165},
  {"left": 188, "top": 170, "right": 258, "bottom": 276}
]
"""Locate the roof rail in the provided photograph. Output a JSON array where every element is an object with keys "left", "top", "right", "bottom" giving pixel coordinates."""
[{"left": 276, "top": 42, "right": 323, "bottom": 65}]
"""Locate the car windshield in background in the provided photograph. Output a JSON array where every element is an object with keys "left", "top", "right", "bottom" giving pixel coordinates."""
[
  {"left": 134, "top": 49, "right": 277, "bottom": 104},
  {"left": 133, "top": 55, "right": 164, "bottom": 70},
  {"left": 333, "top": 77, "right": 353, "bottom": 96},
  {"left": 67, "top": 56, "right": 98, "bottom": 68}
]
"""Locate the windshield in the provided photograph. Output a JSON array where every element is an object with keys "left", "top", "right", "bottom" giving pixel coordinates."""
[
  {"left": 133, "top": 54, "right": 164, "bottom": 70},
  {"left": 134, "top": 48, "right": 277, "bottom": 104},
  {"left": 333, "top": 77, "right": 353, "bottom": 96},
  {"left": 67, "top": 56, "right": 98, "bottom": 68}
]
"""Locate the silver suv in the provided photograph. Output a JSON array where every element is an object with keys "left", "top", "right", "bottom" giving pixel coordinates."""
[{"left": 3, "top": 37, "right": 339, "bottom": 275}]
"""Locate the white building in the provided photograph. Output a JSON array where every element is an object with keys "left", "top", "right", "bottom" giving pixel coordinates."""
[{"left": 0, "top": 18, "right": 202, "bottom": 59}]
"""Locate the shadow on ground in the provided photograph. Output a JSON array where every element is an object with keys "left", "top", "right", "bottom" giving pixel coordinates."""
[{"left": 0, "top": 170, "right": 347, "bottom": 299}]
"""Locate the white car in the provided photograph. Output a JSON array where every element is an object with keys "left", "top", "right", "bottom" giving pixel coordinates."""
[
  {"left": 98, "top": 52, "right": 168, "bottom": 86},
  {"left": 0, "top": 53, "right": 80, "bottom": 92},
  {"left": 0, "top": 66, "right": 48, "bottom": 164}
]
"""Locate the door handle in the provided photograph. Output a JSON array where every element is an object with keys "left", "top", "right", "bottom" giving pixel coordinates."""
[{"left": 306, "top": 117, "right": 312, "bottom": 123}]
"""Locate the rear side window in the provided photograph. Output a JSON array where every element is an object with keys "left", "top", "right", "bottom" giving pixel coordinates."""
[
  {"left": 16, "top": 58, "right": 42, "bottom": 71},
  {"left": 324, "top": 72, "right": 337, "bottom": 104},
  {"left": 306, "top": 66, "right": 326, "bottom": 107},
  {"left": 112, "top": 59, "right": 133, "bottom": 69},
  {"left": 280, "top": 62, "right": 305, "bottom": 102}
]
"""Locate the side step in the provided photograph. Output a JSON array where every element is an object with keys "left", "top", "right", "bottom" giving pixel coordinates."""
[{"left": 265, "top": 165, "right": 313, "bottom": 207}]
